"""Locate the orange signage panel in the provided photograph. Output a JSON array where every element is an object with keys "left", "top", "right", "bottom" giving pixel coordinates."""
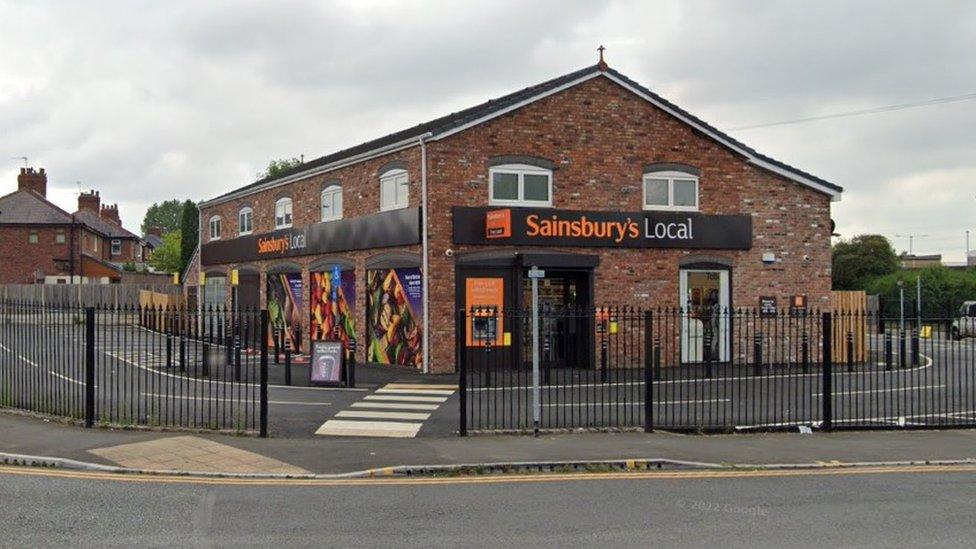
[
  {"left": 485, "top": 209, "right": 511, "bottom": 239},
  {"left": 465, "top": 277, "right": 505, "bottom": 346}
]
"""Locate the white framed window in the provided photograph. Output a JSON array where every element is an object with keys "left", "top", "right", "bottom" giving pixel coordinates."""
[
  {"left": 642, "top": 171, "right": 699, "bottom": 211},
  {"left": 209, "top": 216, "right": 221, "bottom": 240},
  {"left": 488, "top": 164, "right": 553, "bottom": 206},
  {"left": 321, "top": 185, "right": 343, "bottom": 222},
  {"left": 55, "top": 230, "right": 66, "bottom": 244},
  {"left": 92, "top": 235, "right": 98, "bottom": 252},
  {"left": 238, "top": 207, "right": 253, "bottom": 235},
  {"left": 111, "top": 239, "right": 121, "bottom": 255},
  {"left": 380, "top": 169, "right": 409, "bottom": 211},
  {"left": 28, "top": 231, "right": 38, "bottom": 244},
  {"left": 275, "top": 198, "right": 293, "bottom": 229}
]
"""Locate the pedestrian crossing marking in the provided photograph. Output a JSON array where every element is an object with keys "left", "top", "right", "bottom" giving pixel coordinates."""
[
  {"left": 375, "top": 388, "right": 455, "bottom": 396},
  {"left": 364, "top": 395, "right": 448, "bottom": 403},
  {"left": 336, "top": 410, "right": 431, "bottom": 421},
  {"left": 314, "top": 382, "right": 457, "bottom": 438},
  {"left": 351, "top": 402, "right": 439, "bottom": 411},
  {"left": 314, "top": 420, "right": 422, "bottom": 438}
]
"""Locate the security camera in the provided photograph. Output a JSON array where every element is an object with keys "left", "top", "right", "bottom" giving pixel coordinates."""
[{"left": 445, "top": 248, "right": 454, "bottom": 257}]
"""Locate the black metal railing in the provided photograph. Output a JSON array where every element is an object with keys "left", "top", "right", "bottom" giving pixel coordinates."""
[
  {"left": 0, "top": 300, "right": 268, "bottom": 436},
  {"left": 458, "top": 307, "right": 976, "bottom": 435}
]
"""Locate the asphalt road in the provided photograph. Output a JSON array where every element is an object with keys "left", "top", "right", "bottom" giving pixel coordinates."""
[{"left": 1, "top": 466, "right": 975, "bottom": 547}]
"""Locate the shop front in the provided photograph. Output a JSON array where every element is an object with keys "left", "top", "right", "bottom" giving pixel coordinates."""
[{"left": 452, "top": 206, "right": 752, "bottom": 370}]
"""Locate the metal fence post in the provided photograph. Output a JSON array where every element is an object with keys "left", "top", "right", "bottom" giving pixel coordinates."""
[
  {"left": 753, "top": 333, "right": 763, "bottom": 376},
  {"left": 822, "top": 312, "right": 833, "bottom": 431},
  {"left": 346, "top": 339, "right": 357, "bottom": 389},
  {"left": 599, "top": 320, "right": 608, "bottom": 383},
  {"left": 643, "top": 309, "right": 653, "bottom": 433},
  {"left": 259, "top": 310, "right": 269, "bottom": 438},
  {"left": 84, "top": 307, "right": 95, "bottom": 428},
  {"left": 457, "top": 308, "right": 467, "bottom": 437}
]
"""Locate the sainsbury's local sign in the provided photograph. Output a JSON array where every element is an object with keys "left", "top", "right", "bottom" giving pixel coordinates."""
[{"left": 453, "top": 206, "right": 752, "bottom": 250}]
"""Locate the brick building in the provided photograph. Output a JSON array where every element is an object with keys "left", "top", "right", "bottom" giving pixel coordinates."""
[
  {"left": 193, "top": 62, "right": 841, "bottom": 374},
  {"left": 0, "top": 167, "right": 146, "bottom": 284}
]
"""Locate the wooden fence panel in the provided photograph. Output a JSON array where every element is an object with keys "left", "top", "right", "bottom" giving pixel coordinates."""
[{"left": 831, "top": 290, "right": 867, "bottom": 363}]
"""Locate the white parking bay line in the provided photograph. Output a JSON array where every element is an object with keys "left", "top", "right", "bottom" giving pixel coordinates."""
[
  {"left": 374, "top": 388, "right": 455, "bottom": 396},
  {"left": 336, "top": 410, "right": 431, "bottom": 420},
  {"left": 364, "top": 395, "right": 448, "bottom": 403},
  {"left": 140, "top": 393, "right": 330, "bottom": 406},
  {"left": 314, "top": 420, "right": 422, "bottom": 438},
  {"left": 351, "top": 402, "right": 439, "bottom": 411}
]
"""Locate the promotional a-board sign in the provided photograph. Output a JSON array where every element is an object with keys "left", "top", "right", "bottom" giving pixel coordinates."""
[{"left": 310, "top": 340, "right": 344, "bottom": 385}]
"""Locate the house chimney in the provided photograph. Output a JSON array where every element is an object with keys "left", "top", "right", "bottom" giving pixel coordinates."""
[
  {"left": 78, "top": 189, "right": 100, "bottom": 212},
  {"left": 147, "top": 226, "right": 163, "bottom": 237},
  {"left": 17, "top": 167, "right": 47, "bottom": 197},
  {"left": 100, "top": 203, "right": 121, "bottom": 225}
]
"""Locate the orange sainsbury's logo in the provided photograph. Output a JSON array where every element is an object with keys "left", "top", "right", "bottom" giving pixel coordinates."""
[{"left": 485, "top": 209, "right": 512, "bottom": 239}]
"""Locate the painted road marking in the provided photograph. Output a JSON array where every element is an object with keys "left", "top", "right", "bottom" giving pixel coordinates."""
[
  {"left": 314, "top": 420, "right": 423, "bottom": 438},
  {"left": 383, "top": 383, "right": 458, "bottom": 390},
  {"left": 336, "top": 410, "right": 431, "bottom": 421},
  {"left": 374, "top": 388, "right": 455, "bottom": 396},
  {"left": 813, "top": 384, "right": 945, "bottom": 397},
  {"left": 350, "top": 402, "right": 440, "bottom": 411},
  {"left": 140, "top": 393, "right": 331, "bottom": 406},
  {"left": 363, "top": 395, "right": 448, "bottom": 403}
]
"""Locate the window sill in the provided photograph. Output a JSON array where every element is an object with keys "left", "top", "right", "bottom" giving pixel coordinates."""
[
  {"left": 642, "top": 206, "right": 700, "bottom": 213},
  {"left": 488, "top": 200, "right": 553, "bottom": 208},
  {"left": 321, "top": 217, "right": 343, "bottom": 223},
  {"left": 380, "top": 205, "right": 408, "bottom": 212}
]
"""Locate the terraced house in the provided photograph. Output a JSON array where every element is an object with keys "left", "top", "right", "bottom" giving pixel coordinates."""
[{"left": 191, "top": 60, "right": 842, "bottom": 374}]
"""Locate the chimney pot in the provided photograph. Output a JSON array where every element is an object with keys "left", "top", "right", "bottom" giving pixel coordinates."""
[{"left": 17, "top": 166, "right": 48, "bottom": 198}]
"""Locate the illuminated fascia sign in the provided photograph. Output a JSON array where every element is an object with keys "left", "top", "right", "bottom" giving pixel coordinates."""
[{"left": 454, "top": 206, "right": 752, "bottom": 250}]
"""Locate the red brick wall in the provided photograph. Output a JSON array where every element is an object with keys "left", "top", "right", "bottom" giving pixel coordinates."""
[
  {"left": 0, "top": 225, "right": 74, "bottom": 283},
  {"left": 422, "top": 75, "right": 832, "bottom": 372},
  {"left": 197, "top": 73, "right": 833, "bottom": 373}
]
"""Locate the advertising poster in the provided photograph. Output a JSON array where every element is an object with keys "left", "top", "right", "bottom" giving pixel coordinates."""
[
  {"left": 465, "top": 277, "right": 505, "bottom": 347},
  {"left": 310, "top": 268, "right": 357, "bottom": 350},
  {"left": 267, "top": 273, "right": 304, "bottom": 353},
  {"left": 310, "top": 340, "right": 343, "bottom": 385},
  {"left": 366, "top": 267, "right": 423, "bottom": 368}
]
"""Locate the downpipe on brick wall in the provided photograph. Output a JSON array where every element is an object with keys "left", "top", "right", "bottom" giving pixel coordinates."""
[{"left": 419, "top": 132, "right": 433, "bottom": 374}]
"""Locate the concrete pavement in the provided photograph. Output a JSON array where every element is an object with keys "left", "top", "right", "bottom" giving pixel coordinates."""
[{"left": 2, "top": 412, "right": 976, "bottom": 476}]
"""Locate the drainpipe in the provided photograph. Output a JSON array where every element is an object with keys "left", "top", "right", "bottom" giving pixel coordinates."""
[
  {"left": 197, "top": 204, "right": 202, "bottom": 317},
  {"left": 419, "top": 132, "right": 433, "bottom": 374}
]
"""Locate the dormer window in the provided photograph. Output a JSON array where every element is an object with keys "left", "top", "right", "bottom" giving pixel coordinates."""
[
  {"left": 275, "top": 198, "right": 293, "bottom": 229},
  {"left": 643, "top": 169, "right": 699, "bottom": 212},
  {"left": 488, "top": 164, "right": 552, "bottom": 207}
]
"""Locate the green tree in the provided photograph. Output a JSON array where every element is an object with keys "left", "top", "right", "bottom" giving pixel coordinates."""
[
  {"left": 179, "top": 200, "right": 199, "bottom": 281},
  {"left": 141, "top": 199, "right": 184, "bottom": 235},
  {"left": 149, "top": 229, "right": 182, "bottom": 273},
  {"left": 258, "top": 157, "right": 303, "bottom": 180},
  {"left": 864, "top": 266, "right": 976, "bottom": 317},
  {"left": 832, "top": 234, "right": 899, "bottom": 290}
]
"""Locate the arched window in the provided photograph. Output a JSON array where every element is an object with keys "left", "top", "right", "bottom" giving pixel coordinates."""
[
  {"left": 642, "top": 169, "right": 699, "bottom": 211},
  {"left": 209, "top": 216, "right": 221, "bottom": 240},
  {"left": 488, "top": 163, "right": 552, "bottom": 206},
  {"left": 274, "top": 198, "right": 293, "bottom": 229},
  {"left": 379, "top": 169, "right": 409, "bottom": 211},
  {"left": 238, "top": 207, "right": 253, "bottom": 235},
  {"left": 321, "top": 185, "right": 343, "bottom": 222}
]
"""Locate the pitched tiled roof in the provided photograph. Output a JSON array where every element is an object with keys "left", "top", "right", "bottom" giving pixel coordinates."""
[
  {"left": 72, "top": 209, "right": 139, "bottom": 239},
  {"left": 143, "top": 233, "right": 164, "bottom": 249},
  {"left": 0, "top": 189, "right": 74, "bottom": 224},
  {"left": 203, "top": 64, "right": 841, "bottom": 205}
]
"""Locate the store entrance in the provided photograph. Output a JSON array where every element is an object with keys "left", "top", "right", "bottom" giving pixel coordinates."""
[
  {"left": 679, "top": 269, "right": 730, "bottom": 363},
  {"left": 522, "top": 270, "right": 592, "bottom": 369}
]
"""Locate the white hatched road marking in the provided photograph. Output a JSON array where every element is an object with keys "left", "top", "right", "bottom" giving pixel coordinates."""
[
  {"left": 375, "top": 388, "right": 455, "bottom": 396},
  {"left": 363, "top": 395, "right": 448, "bottom": 403},
  {"left": 315, "top": 383, "right": 457, "bottom": 438},
  {"left": 314, "top": 420, "right": 423, "bottom": 438},
  {"left": 351, "top": 402, "right": 440, "bottom": 411},
  {"left": 336, "top": 410, "right": 431, "bottom": 420}
]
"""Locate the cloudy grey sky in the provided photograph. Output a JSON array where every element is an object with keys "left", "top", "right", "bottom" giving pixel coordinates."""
[{"left": 2, "top": 0, "right": 974, "bottom": 260}]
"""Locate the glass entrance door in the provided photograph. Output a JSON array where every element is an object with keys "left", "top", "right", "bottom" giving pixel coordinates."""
[
  {"left": 522, "top": 271, "right": 590, "bottom": 369},
  {"left": 679, "top": 269, "right": 730, "bottom": 363}
]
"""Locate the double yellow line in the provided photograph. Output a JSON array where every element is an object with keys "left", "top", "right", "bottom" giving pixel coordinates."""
[{"left": 1, "top": 463, "right": 975, "bottom": 487}]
